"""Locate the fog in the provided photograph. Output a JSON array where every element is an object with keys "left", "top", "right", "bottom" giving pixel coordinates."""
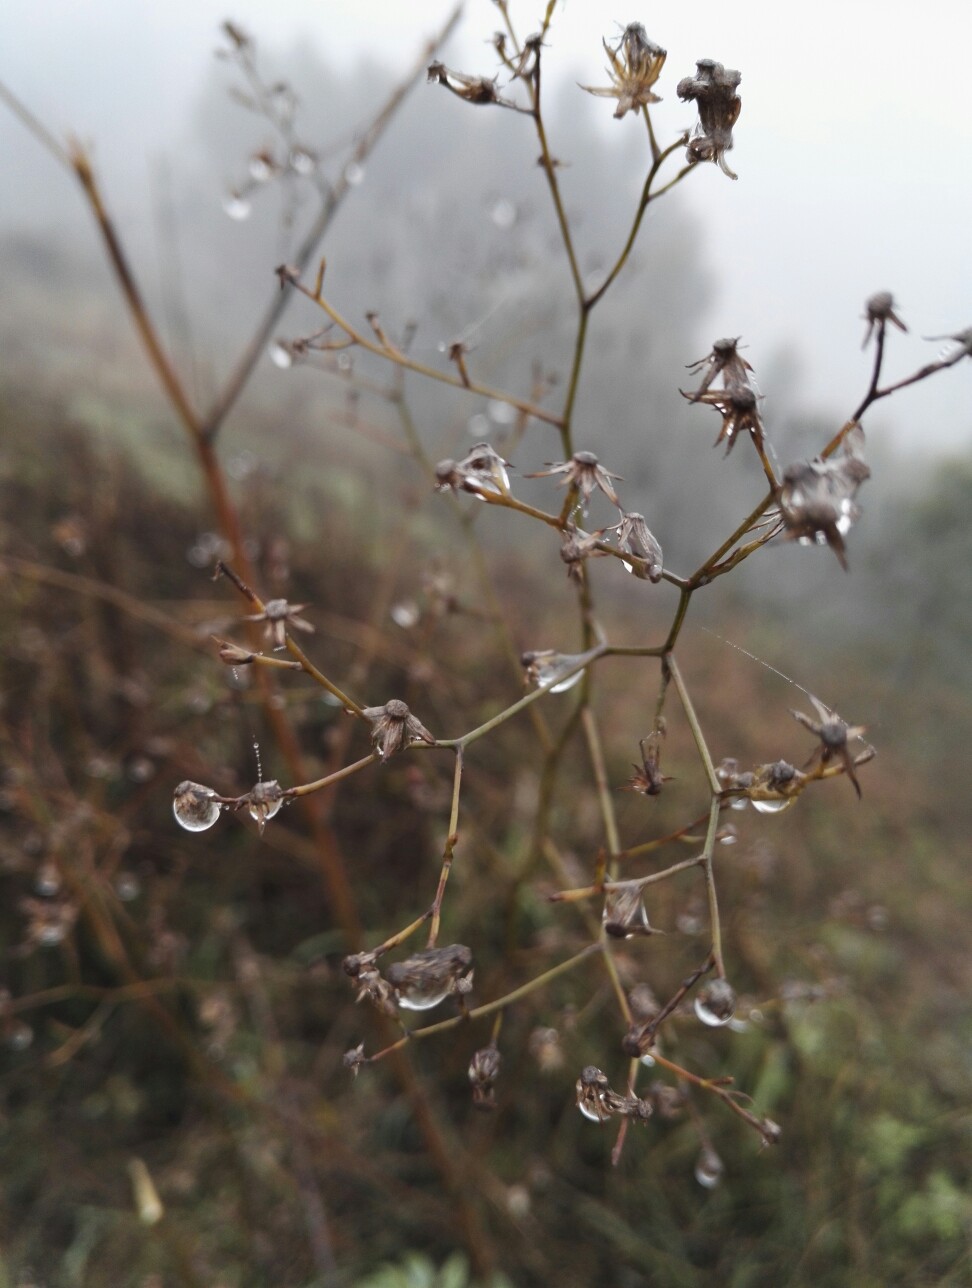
[{"left": 2, "top": 0, "right": 970, "bottom": 464}]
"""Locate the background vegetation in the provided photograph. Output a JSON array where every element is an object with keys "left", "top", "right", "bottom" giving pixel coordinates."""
[{"left": 1, "top": 6, "right": 970, "bottom": 1286}]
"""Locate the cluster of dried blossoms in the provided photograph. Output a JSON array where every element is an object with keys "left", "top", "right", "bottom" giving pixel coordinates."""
[{"left": 163, "top": 13, "right": 971, "bottom": 1191}]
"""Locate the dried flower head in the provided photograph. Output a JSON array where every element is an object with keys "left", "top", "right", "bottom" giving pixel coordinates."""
[
  {"left": 427, "top": 61, "right": 502, "bottom": 106},
  {"left": 684, "top": 337, "right": 753, "bottom": 402},
  {"left": 385, "top": 944, "right": 473, "bottom": 1012},
  {"left": 242, "top": 780, "right": 285, "bottom": 832},
  {"left": 623, "top": 732, "right": 671, "bottom": 796},
  {"left": 343, "top": 954, "right": 398, "bottom": 1017},
  {"left": 434, "top": 442, "right": 511, "bottom": 499},
  {"left": 468, "top": 1043, "right": 502, "bottom": 1109},
  {"left": 342, "top": 1044, "right": 368, "bottom": 1076},
  {"left": 575, "top": 1066, "right": 653, "bottom": 1124},
  {"left": 683, "top": 384, "right": 764, "bottom": 456},
  {"left": 528, "top": 1026, "right": 564, "bottom": 1073},
  {"left": 602, "top": 886, "right": 656, "bottom": 938},
  {"left": 559, "top": 523, "right": 606, "bottom": 581},
  {"left": 526, "top": 450, "right": 622, "bottom": 511},
  {"left": 612, "top": 513, "right": 664, "bottom": 582},
  {"left": 581, "top": 23, "right": 667, "bottom": 119},
  {"left": 242, "top": 598, "right": 314, "bottom": 651},
  {"left": 779, "top": 425, "right": 871, "bottom": 569},
  {"left": 362, "top": 699, "right": 436, "bottom": 760},
  {"left": 677, "top": 59, "right": 742, "bottom": 179},
  {"left": 863, "top": 291, "right": 908, "bottom": 347},
  {"left": 791, "top": 695, "right": 868, "bottom": 798}
]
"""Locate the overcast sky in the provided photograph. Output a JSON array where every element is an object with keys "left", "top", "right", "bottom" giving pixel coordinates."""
[{"left": 3, "top": 0, "right": 971, "bottom": 450}]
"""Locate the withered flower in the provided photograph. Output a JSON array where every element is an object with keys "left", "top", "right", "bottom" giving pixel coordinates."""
[
  {"left": 863, "top": 291, "right": 908, "bottom": 348},
  {"left": 434, "top": 441, "right": 511, "bottom": 500},
  {"left": 427, "top": 61, "right": 503, "bottom": 106},
  {"left": 683, "top": 384, "right": 764, "bottom": 456},
  {"left": 362, "top": 699, "right": 436, "bottom": 760},
  {"left": 559, "top": 523, "right": 606, "bottom": 581},
  {"left": 575, "top": 1066, "right": 653, "bottom": 1124},
  {"left": 580, "top": 23, "right": 667, "bottom": 119},
  {"left": 342, "top": 1044, "right": 368, "bottom": 1076},
  {"left": 779, "top": 425, "right": 871, "bottom": 570},
  {"left": 677, "top": 59, "right": 742, "bottom": 179},
  {"left": 528, "top": 1026, "right": 564, "bottom": 1073},
  {"left": 684, "top": 337, "right": 753, "bottom": 402},
  {"left": 242, "top": 780, "right": 285, "bottom": 832},
  {"left": 791, "top": 695, "right": 868, "bottom": 799},
  {"left": 602, "top": 886, "right": 656, "bottom": 939},
  {"left": 747, "top": 759, "right": 808, "bottom": 813},
  {"left": 343, "top": 954, "right": 398, "bottom": 1017},
  {"left": 385, "top": 944, "right": 473, "bottom": 1012},
  {"left": 623, "top": 732, "right": 671, "bottom": 796},
  {"left": 468, "top": 1043, "right": 502, "bottom": 1109},
  {"left": 242, "top": 598, "right": 314, "bottom": 650},
  {"left": 612, "top": 512, "right": 664, "bottom": 582},
  {"left": 526, "top": 450, "right": 622, "bottom": 510}
]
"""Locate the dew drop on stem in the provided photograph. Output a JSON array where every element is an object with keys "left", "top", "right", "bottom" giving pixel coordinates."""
[{"left": 173, "top": 781, "right": 221, "bottom": 832}]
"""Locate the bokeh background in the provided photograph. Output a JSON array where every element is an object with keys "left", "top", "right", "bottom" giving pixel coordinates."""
[{"left": 1, "top": 3, "right": 970, "bottom": 1285}]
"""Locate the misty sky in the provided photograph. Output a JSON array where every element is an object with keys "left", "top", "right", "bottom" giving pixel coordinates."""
[{"left": 3, "top": 0, "right": 971, "bottom": 450}]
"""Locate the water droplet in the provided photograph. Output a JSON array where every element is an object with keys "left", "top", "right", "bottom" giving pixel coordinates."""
[
  {"left": 751, "top": 797, "right": 794, "bottom": 815},
  {"left": 6, "top": 1020, "right": 33, "bottom": 1051},
  {"left": 114, "top": 872, "right": 141, "bottom": 902},
  {"left": 577, "top": 1099, "right": 606, "bottom": 1123},
  {"left": 549, "top": 668, "right": 583, "bottom": 694},
  {"left": 35, "top": 863, "right": 61, "bottom": 896},
  {"left": 173, "top": 781, "right": 221, "bottom": 832},
  {"left": 336, "top": 352, "right": 352, "bottom": 372},
  {"left": 248, "top": 154, "right": 274, "bottom": 183},
  {"left": 127, "top": 756, "right": 155, "bottom": 784},
  {"left": 289, "top": 146, "right": 316, "bottom": 176},
  {"left": 694, "top": 1145, "right": 724, "bottom": 1189},
  {"left": 639, "top": 1051, "right": 656, "bottom": 1068},
  {"left": 343, "top": 161, "right": 365, "bottom": 186},
  {"left": 729, "top": 797, "right": 749, "bottom": 811},
  {"left": 694, "top": 979, "right": 737, "bottom": 1027},
  {"left": 391, "top": 600, "right": 420, "bottom": 629},
  {"left": 717, "top": 824, "right": 738, "bottom": 845},
  {"left": 246, "top": 780, "right": 284, "bottom": 831},
  {"left": 269, "top": 341, "right": 293, "bottom": 369},
  {"left": 37, "top": 923, "right": 67, "bottom": 947},
  {"left": 487, "top": 399, "right": 516, "bottom": 425},
  {"left": 396, "top": 986, "right": 452, "bottom": 1012},
  {"left": 490, "top": 197, "right": 517, "bottom": 230},
  {"left": 466, "top": 412, "right": 490, "bottom": 438},
  {"left": 222, "top": 192, "right": 251, "bottom": 221}
]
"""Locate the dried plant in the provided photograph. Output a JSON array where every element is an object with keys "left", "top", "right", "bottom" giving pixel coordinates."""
[{"left": 1, "top": 4, "right": 969, "bottom": 1282}]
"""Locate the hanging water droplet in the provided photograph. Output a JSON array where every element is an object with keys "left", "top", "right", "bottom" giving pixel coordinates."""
[
  {"left": 343, "top": 161, "right": 364, "bottom": 186},
  {"left": 246, "top": 780, "right": 284, "bottom": 831},
  {"left": 639, "top": 1051, "right": 656, "bottom": 1068},
  {"left": 694, "top": 979, "right": 737, "bottom": 1027},
  {"left": 289, "top": 146, "right": 316, "bottom": 176},
  {"left": 489, "top": 197, "right": 517, "bottom": 230},
  {"left": 248, "top": 153, "right": 274, "bottom": 183},
  {"left": 37, "top": 922, "right": 67, "bottom": 947},
  {"left": 222, "top": 192, "right": 251, "bottom": 221},
  {"left": 577, "top": 1098, "right": 607, "bottom": 1123},
  {"left": 128, "top": 756, "right": 155, "bottom": 783},
  {"left": 6, "top": 1020, "right": 33, "bottom": 1051},
  {"left": 694, "top": 1145, "right": 724, "bottom": 1189},
  {"left": 390, "top": 600, "right": 420, "bottom": 629},
  {"left": 487, "top": 398, "right": 516, "bottom": 425},
  {"left": 35, "top": 862, "right": 61, "bottom": 896},
  {"left": 172, "top": 781, "right": 221, "bottom": 832},
  {"left": 386, "top": 945, "right": 472, "bottom": 1011},
  {"left": 268, "top": 341, "right": 293, "bottom": 369},
  {"left": 114, "top": 871, "right": 141, "bottom": 902},
  {"left": 466, "top": 412, "right": 490, "bottom": 438},
  {"left": 751, "top": 797, "right": 794, "bottom": 815},
  {"left": 730, "top": 797, "right": 750, "bottom": 811}
]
